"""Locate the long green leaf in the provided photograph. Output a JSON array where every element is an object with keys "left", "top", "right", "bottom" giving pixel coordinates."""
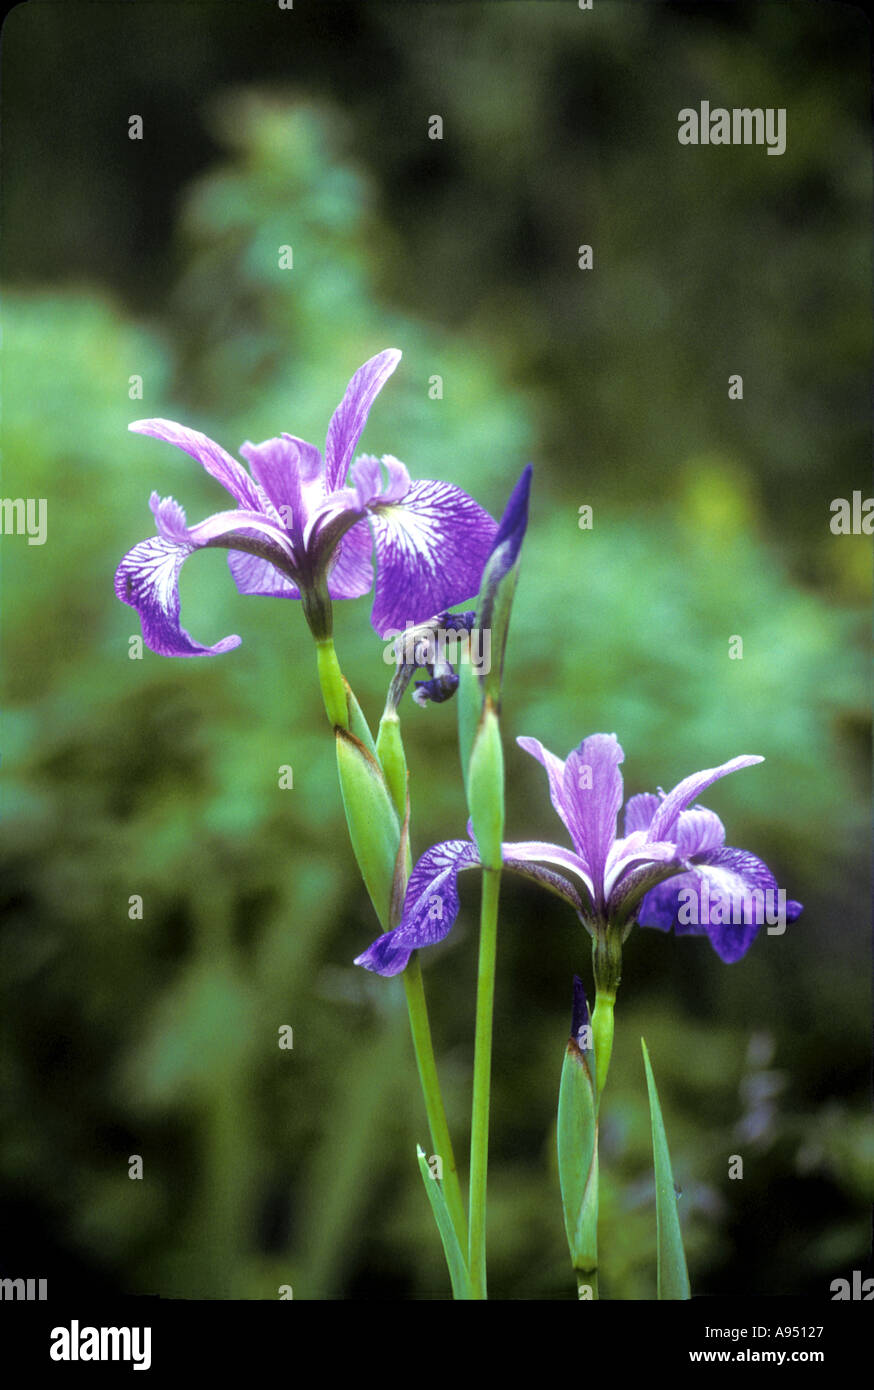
[
  {"left": 641, "top": 1038, "right": 690, "bottom": 1299},
  {"left": 416, "top": 1145, "right": 472, "bottom": 1299}
]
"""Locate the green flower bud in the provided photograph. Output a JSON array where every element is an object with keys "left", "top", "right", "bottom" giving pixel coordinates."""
[{"left": 335, "top": 728, "right": 401, "bottom": 929}]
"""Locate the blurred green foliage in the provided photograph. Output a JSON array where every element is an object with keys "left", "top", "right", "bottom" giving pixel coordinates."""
[{"left": 1, "top": 3, "right": 871, "bottom": 1299}]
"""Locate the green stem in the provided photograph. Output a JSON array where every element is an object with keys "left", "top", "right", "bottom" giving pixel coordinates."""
[
  {"left": 403, "top": 953, "right": 468, "bottom": 1251},
  {"left": 591, "top": 990, "right": 615, "bottom": 1100},
  {"left": 587, "top": 932, "right": 620, "bottom": 1299},
  {"left": 312, "top": 637, "right": 467, "bottom": 1281},
  {"left": 577, "top": 1268, "right": 599, "bottom": 1300},
  {"left": 315, "top": 637, "right": 348, "bottom": 729},
  {"left": 591, "top": 927, "right": 622, "bottom": 1101},
  {"left": 468, "top": 865, "right": 502, "bottom": 1298}
]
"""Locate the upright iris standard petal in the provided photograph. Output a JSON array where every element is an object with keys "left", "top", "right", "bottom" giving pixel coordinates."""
[
  {"left": 518, "top": 732, "right": 627, "bottom": 903},
  {"left": 516, "top": 737, "right": 579, "bottom": 853},
  {"left": 324, "top": 348, "right": 402, "bottom": 491},
  {"left": 623, "top": 793, "right": 661, "bottom": 836},
  {"left": 562, "top": 737, "right": 625, "bottom": 904},
  {"left": 238, "top": 436, "right": 308, "bottom": 533}
]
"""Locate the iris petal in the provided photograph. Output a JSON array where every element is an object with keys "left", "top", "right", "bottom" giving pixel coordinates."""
[
  {"left": 354, "top": 840, "right": 479, "bottom": 977},
  {"left": 129, "top": 418, "right": 264, "bottom": 512},
  {"left": 368, "top": 478, "right": 497, "bottom": 638},
  {"left": 326, "top": 519, "right": 374, "bottom": 600},
  {"left": 561, "top": 736, "right": 625, "bottom": 899},
  {"left": 674, "top": 806, "right": 725, "bottom": 858},
  {"left": 118, "top": 495, "right": 298, "bottom": 653},
  {"left": 638, "top": 846, "right": 799, "bottom": 963},
  {"left": 516, "top": 738, "right": 579, "bottom": 858},
  {"left": 116, "top": 497, "right": 242, "bottom": 657},
  {"left": 647, "top": 755, "right": 764, "bottom": 843},
  {"left": 324, "top": 348, "right": 402, "bottom": 491},
  {"left": 622, "top": 792, "right": 660, "bottom": 836},
  {"left": 354, "top": 835, "right": 585, "bottom": 976}
]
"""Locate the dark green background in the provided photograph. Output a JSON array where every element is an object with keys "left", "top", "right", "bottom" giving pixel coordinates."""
[{"left": 1, "top": 0, "right": 871, "bottom": 1299}]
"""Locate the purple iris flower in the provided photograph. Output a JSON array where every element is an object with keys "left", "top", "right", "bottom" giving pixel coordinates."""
[
  {"left": 115, "top": 350, "right": 497, "bottom": 655},
  {"left": 355, "top": 732, "right": 801, "bottom": 975}
]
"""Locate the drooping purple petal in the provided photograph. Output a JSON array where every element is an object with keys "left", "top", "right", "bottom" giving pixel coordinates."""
[
  {"left": 647, "top": 755, "right": 764, "bottom": 844},
  {"left": 638, "top": 845, "right": 799, "bottom": 963},
  {"left": 354, "top": 839, "right": 479, "bottom": 976},
  {"left": 368, "top": 478, "right": 497, "bottom": 638},
  {"left": 118, "top": 494, "right": 300, "bottom": 654},
  {"left": 129, "top": 419, "right": 264, "bottom": 512},
  {"left": 324, "top": 349, "right": 402, "bottom": 491},
  {"left": 116, "top": 497, "right": 241, "bottom": 657},
  {"left": 354, "top": 834, "right": 585, "bottom": 976}
]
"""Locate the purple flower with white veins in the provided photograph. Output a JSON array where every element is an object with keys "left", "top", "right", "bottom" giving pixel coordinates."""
[
  {"left": 115, "top": 350, "right": 497, "bottom": 654},
  {"left": 355, "top": 731, "right": 802, "bottom": 975}
]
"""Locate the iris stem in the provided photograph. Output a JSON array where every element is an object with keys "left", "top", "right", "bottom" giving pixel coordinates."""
[
  {"left": 313, "top": 637, "right": 467, "bottom": 1283},
  {"left": 315, "top": 637, "right": 348, "bottom": 729},
  {"left": 577, "top": 1269, "right": 599, "bottom": 1300},
  {"left": 403, "top": 953, "right": 468, "bottom": 1252},
  {"left": 591, "top": 990, "right": 615, "bottom": 1100},
  {"left": 468, "top": 864, "right": 502, "bottom": 1299}
]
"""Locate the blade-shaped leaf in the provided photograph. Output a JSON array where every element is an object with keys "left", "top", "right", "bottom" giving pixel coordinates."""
[
  {"left": 641, "top": 1038, "right": 691, "bottom": 1300},
  {"left": 416, "top": 1145, "right": 472, "bottom": 1300}
]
